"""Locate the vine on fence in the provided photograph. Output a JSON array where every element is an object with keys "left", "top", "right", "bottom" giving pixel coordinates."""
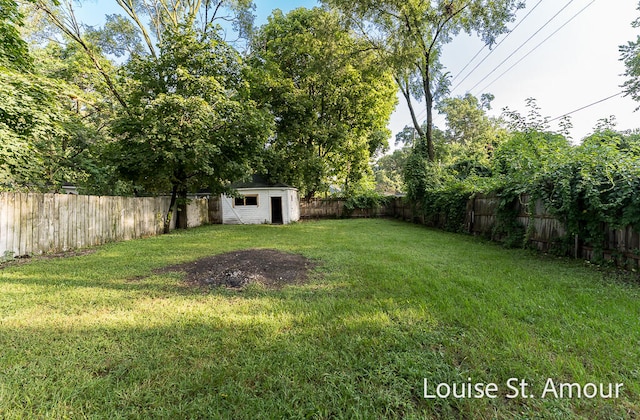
[
  {"left": 403, "top": 128, "right": 640, "bottom": 261},
  {"left": 341, "top": 191, "right": 392, "bottom": 217}
]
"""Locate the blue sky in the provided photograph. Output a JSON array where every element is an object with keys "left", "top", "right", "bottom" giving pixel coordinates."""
[{"left": 74, "top": 1, "right": 640, "bottom": 143}]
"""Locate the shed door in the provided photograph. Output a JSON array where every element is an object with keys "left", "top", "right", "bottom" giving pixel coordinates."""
[{"left": 271, "top": 197, "right": 283, "bottom": 224}]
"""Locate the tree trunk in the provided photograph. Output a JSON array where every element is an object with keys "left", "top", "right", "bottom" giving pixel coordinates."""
[
  {"left": 176, "top": 186, "right": 189, "bottom": 229},
  {"left": 424, "top": 58, "right": 435, "bottom": 162},
  {"left": 164, "top": 184, "right": 178, "bottom": 234}
]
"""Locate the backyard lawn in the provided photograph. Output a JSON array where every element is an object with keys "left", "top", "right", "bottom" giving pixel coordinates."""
[{"left": 0, "top": 219, "right": 638, "bottom": 419}]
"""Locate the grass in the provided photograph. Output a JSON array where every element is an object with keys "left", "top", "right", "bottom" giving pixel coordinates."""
[{"left": 0, "top": 218, "right": 639, "bottom": 419}]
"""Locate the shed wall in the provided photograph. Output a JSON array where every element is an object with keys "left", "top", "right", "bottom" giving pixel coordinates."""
[{"left": 221, "top": 188, "right": 299, "bottom": 225}]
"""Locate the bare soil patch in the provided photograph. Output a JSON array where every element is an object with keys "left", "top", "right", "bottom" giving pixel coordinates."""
[{"left": 157, "top": 249, "right": 317, "bottom": 289}]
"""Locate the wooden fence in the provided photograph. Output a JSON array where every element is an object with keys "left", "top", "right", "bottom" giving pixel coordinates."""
[
  {"left": 0, "top": 193, "right": 211, "bottom": 257},
  {"left": 390, "top": 194, "right": 640, "bottom": 268},
  {"left": 8, "top": 191, "right": 635, "bottom": 266},
  {"left": 299, "top": 195, "right": 640, "bottom": 268},
  {"left": 300, "top": 198, "right": 392, "bottom": 219}
]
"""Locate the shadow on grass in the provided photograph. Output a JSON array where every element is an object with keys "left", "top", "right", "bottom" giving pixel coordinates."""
[{"left": 0, "top": 303, "right": 452, "bottom": 419}]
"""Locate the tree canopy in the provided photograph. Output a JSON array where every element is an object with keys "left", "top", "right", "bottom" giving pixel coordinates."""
[
  {"left": 622, "top": 2, "right": 640, "bottom": 106},
  {"left": 111, "top": 26, "right": 271, "bottom": 230},
  {"left": 249, "top": 7, "right": 397, "bottom": 198},
  {"left": 0, "top": 0, "right": 33, "bottom": 71},
  {"left": 322, "top": 0, "right": 524, "bottom": 162}
]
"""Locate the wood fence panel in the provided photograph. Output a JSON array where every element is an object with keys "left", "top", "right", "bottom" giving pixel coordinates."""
[
  {"left": 0, "top": 194, "right": 8, "bottom": 256},
  {"left": 0, "top": 192, "right": 211, "bottom": 257},
  {"left": 8, "top": 194, "right": 18, "bottom": 255}
]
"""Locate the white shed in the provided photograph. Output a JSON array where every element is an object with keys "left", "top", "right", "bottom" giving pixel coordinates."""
[{"left": 221, "top": 176, "right": 300, "bottom": 225}]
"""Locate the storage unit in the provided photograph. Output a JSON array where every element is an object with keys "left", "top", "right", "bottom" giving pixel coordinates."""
[{"left": 221, "top": 176, "right": 300, "bottom": 225}]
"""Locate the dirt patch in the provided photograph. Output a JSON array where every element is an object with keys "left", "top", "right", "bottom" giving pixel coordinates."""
[{"left": 157, "top": 249, "right": 317, "bottom": 289}]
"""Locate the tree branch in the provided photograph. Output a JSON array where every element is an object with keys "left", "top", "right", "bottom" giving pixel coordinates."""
[
  {"left": 35, "top": 1, "right": 130, "bottom": 111},
  {"left": 395, "top": 74, "right": 424, "bottom": 139},
  {"left": 115, "top": 0, "right": 157, "bottom": 57}
]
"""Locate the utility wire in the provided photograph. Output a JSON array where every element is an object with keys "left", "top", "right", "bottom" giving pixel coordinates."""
[
  {"left": 451, "top": 0, "right": 544, "bottom": 90},
  {"left": 464, "top": 0, "right": 576, "bottom": 94},
  {"left": 477, "top": 0, "right": 596, "bottom": 93},
  {"left": 403, "top": 0, "right": 545, "bottom": 128},
  {"left": 404, "top": 0, "right": 577, "bottom": 130},
  {"left": 549, "top": 91, "right": 624, "bottom": 122},
  {"left": 451, "top": 45, "right": 486, "bottom": 83}
]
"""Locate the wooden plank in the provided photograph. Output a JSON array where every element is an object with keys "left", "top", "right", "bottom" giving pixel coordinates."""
[
  {"left": 51, "top": 194, "right": 59, "bottom": 253},
  {"left": 13, "top": 193, "right": 22, "bottom": 256},
  {"left": 30, "top": 193, "right": 42, "bottom": 255},
  {"left": 94, "top": 195, "right": 100, "bottom": 246},
  {"left": 126, "top": 197, "right": 134, "bottom": 240},
  {"left": 0, "top": 193, "right": 8, "bottom": 257},
  {"left": 43, "top": 194, "right": 55, "bottom": 253},
  {"left": 20, "top": 193, "right": 30, "bottom": 255},
  {"left": 80, "top": 195, "right": 88, "bottom": 249},
  {"left": 98, "top": 196, "right": 107, "bottom": 244},
  {"left": 61, "top": 194, "right": 72, "bottom": 251},
  {"left": 86, "top": 195, "right": 93, "bottom": 247},
  {"left": 107, "top": 196, "right": 115, "bottom": 242},
  {"left": 75, "top": 194, "right": 84, "bottom": 250}
]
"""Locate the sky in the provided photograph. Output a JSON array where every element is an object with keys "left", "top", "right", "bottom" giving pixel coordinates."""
[{"left": 73, "top": 0, "right": 640, "bottom": 144}]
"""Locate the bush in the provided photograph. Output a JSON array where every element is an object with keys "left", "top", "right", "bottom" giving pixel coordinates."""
[
  {"left": 403, "top": 128, "right": 640, "bottom": 255},
  {"left": 342, "top": 191, "right": 392, "bottom": 217}
]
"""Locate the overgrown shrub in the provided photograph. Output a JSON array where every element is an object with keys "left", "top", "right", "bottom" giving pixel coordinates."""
[
  {"left": 533, "top": 130, "right": 640, "bottom": 256},
  {"left": 342, "top": 190, "right": 392, "bottom": 217},
  {"left": 403, "top": 127, "right": 640, "bottom": 256}
]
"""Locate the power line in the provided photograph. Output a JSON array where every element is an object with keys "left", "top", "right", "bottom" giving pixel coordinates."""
[
  {"left": 465, "top": 0, "right": 577, "bottom": 94},
  {"left": 403, "top": 0, "right": 546, "bottom": 127},
  {"left": 451, "top": 0, "right": 544, "bottom": 91},
  {"left": 451, "top": 45, "right": 486, "bottom": 83},
  {"left": 549, "top": 91, "right": 624, "bottom": 122},
  {"left": 477, "top": 0, "right": 596, "bottom": 93},
  {"left": 403, "top": 0, "right": 589, "bottom": 131}
]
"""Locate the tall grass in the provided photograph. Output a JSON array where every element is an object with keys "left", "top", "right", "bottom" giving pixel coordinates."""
[{"left": 0, "top": 219, "right": 638, "bottom": 418}]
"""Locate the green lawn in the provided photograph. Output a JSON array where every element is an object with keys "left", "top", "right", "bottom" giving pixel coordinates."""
[{"left": 0, "top": 219, "right": 638, "bottom": 419}]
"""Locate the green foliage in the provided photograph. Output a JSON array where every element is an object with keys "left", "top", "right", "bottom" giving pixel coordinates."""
[
  {"left": 436, "top": 93, "right": 507, "bottom": 168},
  {"left": 249, "top": 7, "right": 397, "bottom": 198},
  {"left": 401, "top": 94, "right": 640, "bottom": 254},
  {"left": 373, "top": 148, "right": 409, "bottom": 195},
  {"left": 421, "top": 181, "right": 475, "bottom": 232},
  {"left": 341, "top": 190, "right": 391, "bottom": 216},
  {"left": 492, "top": 130, "right": 571, "bottom": 186},
  {"left": 0, "top": 0, "right": 32, "bottom": 71},
  {"left": 324, "top": 0, "right": 524, "bottom": 161},
  {"left": 621, "top": 2, "right": 640, "bottom": 106},
  {"left": 0, "top": 66, "right": 104, "bottom": 192},
  {"left": 490, "top": 188, "right": 526, "bottom": 248},
  {"left": 110, "top": 26, "right": 271, "bottom": 197},
  {"left": 533, "top": 130, "right": 640, "bottom": 254},
  {"left": 28, "top": 40, "right": 128, "bottom": 195},
  {"left": 400, "top": 94, "right": 511, "bottom": 233},
  {"left": 84, "top": 14, "right": 145, "bottom": 58}
]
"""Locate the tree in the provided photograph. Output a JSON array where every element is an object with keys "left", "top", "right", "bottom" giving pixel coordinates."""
[
  {"left": 110, "top": 26, "right": 271, "bottom": 231},
  {"left": 373, "top": 148, "right": 409, "bottom": 195},
  {"left": 0, "top": 1, "right": 109, "bottom": 192},
  {"left": 0, "top": 66, "right": 107, "bottom": 191},
  {"left": 33, "top": 0, "right": 257, "bottom": 108},
  {"left": 436, "top": 93, "right": 506, "bottom": 176},
  {"left": 622, "top": 2, "right": 640, "bottom": 105},
  {"left": 0, "top": 0, "right": 33, "bottom": 71},
  {"left": 33, "top": 0, "right": 267, "bottom": 228},
  {"left": 322, "top": 0, "right": 524, "bottom": 162},
  {"left": 249, "top": 7, "right": 397, "bottom": 198},
  {"left": 30, "top": 39, "right": 131, "bottom": 195}
]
